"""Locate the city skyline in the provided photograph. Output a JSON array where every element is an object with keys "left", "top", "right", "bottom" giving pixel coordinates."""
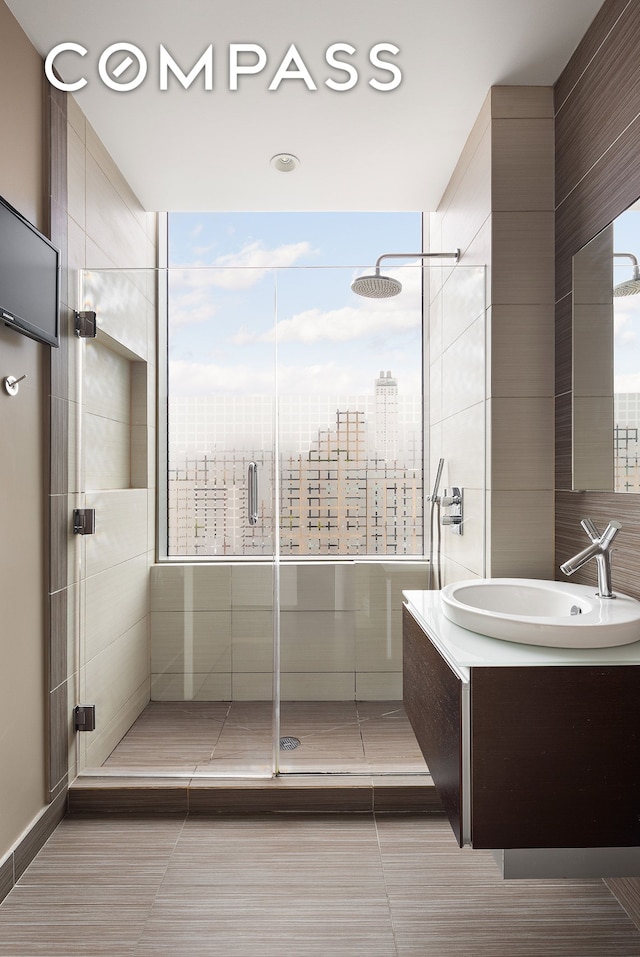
[{"left": 168, "top": 368, "right": 422, "bottom": 557}]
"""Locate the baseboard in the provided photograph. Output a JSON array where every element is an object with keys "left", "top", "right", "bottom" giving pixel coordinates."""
[{"left": 0, "top": 789, "right": 67, "bottom": 905}]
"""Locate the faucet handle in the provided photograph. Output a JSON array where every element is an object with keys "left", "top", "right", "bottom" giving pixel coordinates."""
[
  {"left": 601, "top": 520, "right": 622, "bottom": 548},
  {"left": 580, "top": 517, "right": 601, "bottom": 542}
]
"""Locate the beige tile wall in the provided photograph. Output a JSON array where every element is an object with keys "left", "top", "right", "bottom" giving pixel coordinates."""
[
  {"left": 150, "top": 562, "right": 428, "bottom": 701},
  {"left": 62, "top": 95, "right": 157, "bottom": 772},
  {"left": 428, "top": 86, "right": 555, "bottom": 582}
]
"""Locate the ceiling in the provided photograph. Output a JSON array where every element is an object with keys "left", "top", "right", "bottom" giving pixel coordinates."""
[{"left": 7, "top": 0, "right": 604, "bottom": 212}]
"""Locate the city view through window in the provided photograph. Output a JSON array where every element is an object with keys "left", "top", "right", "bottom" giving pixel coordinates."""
[{"left": 166, "top": 212, "right": 424, "bottom": 557}]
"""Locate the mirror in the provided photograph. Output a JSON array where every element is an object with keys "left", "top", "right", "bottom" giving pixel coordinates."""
[{"left": 571, "top": 199, "right": 640, "bottom": 491}]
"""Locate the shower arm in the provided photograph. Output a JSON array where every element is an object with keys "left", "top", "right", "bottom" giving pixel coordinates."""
[
  {"left": 374, "top": 250, "right": 460, "bottom": 273},
  {"left": 614, "top": 252, "right": 639, "bottom": 267},
  {"left": 614, "top": 252, "right": 640, "bottom": 280}
]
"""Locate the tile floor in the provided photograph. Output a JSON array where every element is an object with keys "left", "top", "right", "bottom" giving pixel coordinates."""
[
  {"left": 1, "top": 813, "right": 639, "bottom": 956},
  {"left": 100, "top": 700, "right": 429, "bottom": 776}
]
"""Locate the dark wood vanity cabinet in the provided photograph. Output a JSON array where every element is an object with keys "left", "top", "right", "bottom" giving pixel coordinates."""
[
  {"left": 403, "top": 605, "right": 640, "bottom": 850},
  {"left": 403, "top": 606, "right": 465, "bottom": 843}
]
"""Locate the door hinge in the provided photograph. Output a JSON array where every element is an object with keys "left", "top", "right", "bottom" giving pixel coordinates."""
[
  {"left": 74, "top": 705, "right": 96, "bottom": 732},
  {"left": 74, "top": 310, "right": 97, "bottom": 338},
  {"left": 73, "top": 508, "right": 96, "bottom": 535}
]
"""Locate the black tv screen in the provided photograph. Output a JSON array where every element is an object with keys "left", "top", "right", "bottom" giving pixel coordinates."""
[{"left": 0, "top": 195, "right": 59, "bottom": 348}]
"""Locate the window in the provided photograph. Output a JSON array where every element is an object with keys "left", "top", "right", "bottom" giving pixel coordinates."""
[{"left": 164, "top": 211, "right": 423, "bottom": 557}]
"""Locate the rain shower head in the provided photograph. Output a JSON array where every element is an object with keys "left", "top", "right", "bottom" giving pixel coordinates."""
[
  {"left": 351, "top": 271, "right": 403, "bottom": 299},
  {"left": 615, "top": 275, "right": 640, "bottom": 296},
  {"left": 614, "top": 252, "right": 640, "bottom": 297},
  {"left": 351, "top": 249, "right": 460, "bottom": 299}
]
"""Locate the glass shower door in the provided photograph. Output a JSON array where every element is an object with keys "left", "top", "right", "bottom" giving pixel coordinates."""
[
  {"left": 75, "top": 264, "right": 279, "bottom": 777},
  {"left": 273, "top": 265, "right": 428, "bottom": 774},
  {"left": 161, "top": 263, "right": 280, "bottom": 776}
]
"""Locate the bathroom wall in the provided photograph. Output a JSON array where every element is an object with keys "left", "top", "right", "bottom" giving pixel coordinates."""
[
  {"left": 555, "top": 0, "right": 640, "bottom": 601},
  {"left": 0, "top": 0, "right": 58, "bottom": 884},
  {"left": 429, "top": 86, "right": 555, "bottom": 584},
  {"left": 58, "top": 97, "right": 157, "bottom": 774},
  {"left": 553, "top": 0, "right": 640, "bottom": 927},
  {"left": 149, "top": 562, "right": 428, "bottom": 704}
]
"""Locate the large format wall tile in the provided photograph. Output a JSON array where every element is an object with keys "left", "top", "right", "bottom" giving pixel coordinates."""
[
  {"left": 83, "top": 414, "right": 130, "bottom": 490},
  {"left": 487, "top": 489, "right": 555, "bottom": 578},
  {"left": 83, "top": 490, "right": 149, "bottom": 578},
  {"left": 85, "top": 155, "right": 148, "bottom": 270},
  {"left": 491, "top": 118, "right": 555, "bottom": 211},
  {"left": 280, "top": 672, "right": 355, "bottom": 701},
  {"left": 83, "top": 620, "right": 150, "bottom": 767},
  {"left": 83, "top": 340, "right": 131, "bottom": 420},
  {"left": 280, "top": 611, "right": 356, "bottom": 673},
  {"left": 151, "top": 564, "right": 232, "bottom": 612},
  {"left": 85, "top": 553, "right": 149, "bottom": 663},
  {"left": 151, "top": 611, "right": 232, "bottom": 675},
  {"left": 440, "top": 402, "right": 485, "bottom": 491},
  {"left": 492, "top": 211, "right": 555, "bottom": 305},
  {"left": 488, "top": 397, "right": 555, "bottom": 491},
  {"left": 441, "top": 315, "right": 485, "bottom": 419},
  {"left": 489, "top": 304, "right": 555, "bottom": 398},
  {"left": 231, "top": 609, "right": 275, "bottom": 673}
]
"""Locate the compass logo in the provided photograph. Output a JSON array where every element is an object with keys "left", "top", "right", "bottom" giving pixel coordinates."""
[{"left": 44, "top": 42, "right": 403, "bottom": 93}]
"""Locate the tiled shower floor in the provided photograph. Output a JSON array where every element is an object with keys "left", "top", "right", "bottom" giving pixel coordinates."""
[{"left": 100, "top": 700, "right": 429, "bottom": 776}]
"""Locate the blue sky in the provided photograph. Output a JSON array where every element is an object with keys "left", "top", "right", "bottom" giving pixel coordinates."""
[
  {"left": 167, "top": 211, "right": 425, "bottom": 397},
  {"left": 614, "top": 207, "right": 640, "bottom": 392}
]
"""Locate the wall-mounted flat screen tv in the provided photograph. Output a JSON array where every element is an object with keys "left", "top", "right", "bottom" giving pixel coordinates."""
[{"left": 0, "top": 195, "right": 59, "bottom": 348}]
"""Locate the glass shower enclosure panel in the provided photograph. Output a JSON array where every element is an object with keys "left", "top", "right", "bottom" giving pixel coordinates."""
[
  {"left": 73, "top": 258, "right": 486, "bottom": 779},
  {"left": 274, "top": 265, "right": 428, "bottom": 774},
  {"left": 76, "top": 266, "right": 278, "bottom": 777}
]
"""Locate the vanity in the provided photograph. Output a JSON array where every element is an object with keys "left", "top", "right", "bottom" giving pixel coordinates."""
[{"left": 403, "top": 588, "right": 640, "bottom": 878}]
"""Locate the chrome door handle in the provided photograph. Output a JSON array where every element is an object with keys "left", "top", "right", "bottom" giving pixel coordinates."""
[{"left": 248, "top": 461, "right": 258, "bottom": 525}]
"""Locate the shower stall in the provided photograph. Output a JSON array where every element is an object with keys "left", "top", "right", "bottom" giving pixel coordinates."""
[{"left": 71, "top": 258, "right": 485, "bottom": 779}]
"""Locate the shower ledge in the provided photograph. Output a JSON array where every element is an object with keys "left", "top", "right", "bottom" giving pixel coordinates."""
[{"left": 67, "top": 772, "right": 439, "bottom": 815}]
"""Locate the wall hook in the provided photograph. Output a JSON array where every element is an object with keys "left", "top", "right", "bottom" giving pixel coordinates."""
[{"left": 3, "top": 374, "right": 27, "bottom": 396}]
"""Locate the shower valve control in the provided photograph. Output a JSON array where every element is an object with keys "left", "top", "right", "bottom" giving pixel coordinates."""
[
  {"left": 73, "top": 508, "right": 96, "bottom": 535},
  {"left": 442, "top": 487, "right": 463, "bottom": 535}
]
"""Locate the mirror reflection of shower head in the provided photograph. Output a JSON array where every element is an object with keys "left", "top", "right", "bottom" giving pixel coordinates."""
[
  {"left": 614, "top": 252, "right": 640, "bottom": 297},
  {"left": 351, "top": 249, "right": 460, "bottom": 299}
]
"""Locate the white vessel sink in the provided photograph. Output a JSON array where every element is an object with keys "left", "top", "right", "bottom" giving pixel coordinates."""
[{"left": 440, "top": 578, "right": 640, "bottom": 648}]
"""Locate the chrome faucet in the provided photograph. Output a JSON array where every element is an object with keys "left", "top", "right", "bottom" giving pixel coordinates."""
[{"left": 560, "top": 518, "right": 621, "bottom": 598}]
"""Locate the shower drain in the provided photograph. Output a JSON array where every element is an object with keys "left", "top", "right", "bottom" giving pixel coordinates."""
[{"left": 279, "top": 736, "right": 301, "bottom": 751}]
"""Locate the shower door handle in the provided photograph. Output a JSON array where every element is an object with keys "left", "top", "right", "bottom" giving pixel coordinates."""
[{"left": 248, "top": 461, "right": 258, "bottom": 526}]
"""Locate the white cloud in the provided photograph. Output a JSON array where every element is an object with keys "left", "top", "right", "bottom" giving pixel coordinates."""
[
  {"left": 169, "top": 359, "right": 274, "bottom": 396},
  {"left": 266, "top": 302, "right": 420, "bottom": 343},
  {"left": 172, "top": 240, "right": 313, "bottom": 288},
  {"left": 170, "top": 358, "right": 420, "bottom": 398},
  {"left": 276, "top": 361, "right": 420, "bottom": 395},
  {"left": 616, "top": 373, "right": 640, "bottom": 393},
  {"left": 615, "top": 307, "right": 640, "bottom": 346},
  {"left": 168, "top": 254, "right": 427, "bottom": 344},
  {"left": 169, "top": 288, "right": 218, "bottom": 327},
  {"left": 222, "top": 265, "right": 422, "bottom": 344}
]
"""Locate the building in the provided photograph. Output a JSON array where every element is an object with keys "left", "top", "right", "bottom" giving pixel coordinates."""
[
  {"left": 168, "top": 373, "right": 422, "bottom": 555},
  {"left": 1, "top": 0, "right": 640, "bottom": 937}
]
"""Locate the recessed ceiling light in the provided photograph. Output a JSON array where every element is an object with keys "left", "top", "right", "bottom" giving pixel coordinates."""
[{"left": 270, "top": 153, "right": 300, "bottom": 172}]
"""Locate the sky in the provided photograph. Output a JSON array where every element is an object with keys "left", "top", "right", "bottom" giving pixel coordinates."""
[{"left": 167, "top": 210, "right": 425, "bottom": 398}]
